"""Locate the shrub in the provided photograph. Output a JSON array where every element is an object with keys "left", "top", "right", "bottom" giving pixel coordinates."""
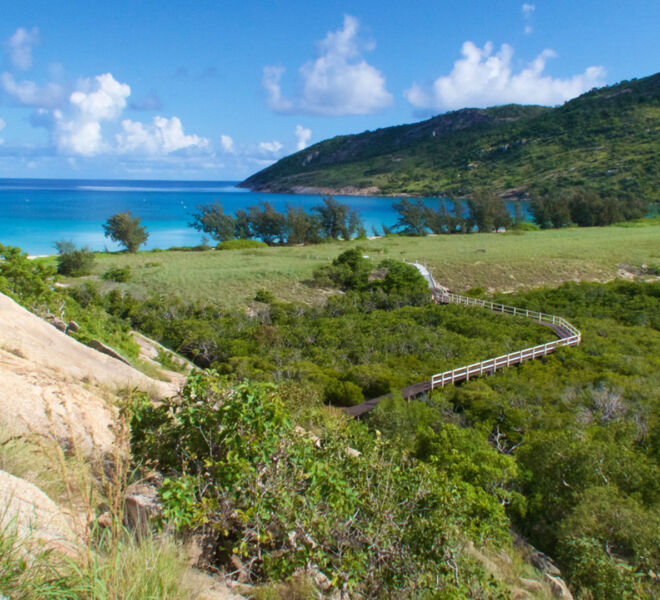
[
  {"left": 511, "top": 221, "right": 540, "bottom": 231},
  {"left": 102, "top": 266, "right": 132, "bottom": 283},
  {"left": 254, "top": 288, "right": 275, "bottom": 303},
  {"left": 56, "top": 247, "right": 96, "bottom": 277},
  {"left": 216, "top": 239, "right": 268, "bottom": 250},
  {"left": 129, "top": 373, "right": 510, "bottom": 597},
  {"left": 323, "top": 378, "right": 364, "bottom": 406}
]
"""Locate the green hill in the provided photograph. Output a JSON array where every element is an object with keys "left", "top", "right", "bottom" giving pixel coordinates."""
[{"left": 240, "top": 72, "right": 660, "bottom": 202}]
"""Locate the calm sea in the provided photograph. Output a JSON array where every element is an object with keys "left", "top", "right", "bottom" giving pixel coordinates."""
[
  {"left": 0, "top": 178, "right": 416, "bottom": 255},
  {"left": 0, "top": 178, "right": 527, "bottom": 256}
]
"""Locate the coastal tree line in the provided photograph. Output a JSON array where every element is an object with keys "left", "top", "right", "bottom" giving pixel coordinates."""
[{"left": 53, "top": 186, "right": 653, "bottom": 278}]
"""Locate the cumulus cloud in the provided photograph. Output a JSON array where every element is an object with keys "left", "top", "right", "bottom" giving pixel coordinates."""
[
  {"left": 263, "top": 15, "right": 392, "bottom": 116},
  {"left": 405, "top": 41, "right": 606, "bottom": 111},
  {"left": 522, "top": 4, "right": 535, "bottom": 34},
  {"left": 51, "top": 73, "right": 130, "bottom": 155},
  {"left": 1, "top": 72, "right": 64, "bottom": 107},
  {"left": 7, "top": 27, "right": 39, "bottom": 70},
  {"left": 220, "top": 134, "right": 235, "bottom": 153},
  {"left": 294, "top": 124, "right": 312, "bottom": 150},
  {"left": 259, "top": 140, "right": 283, "bottom": 154},
  {"left": 116, "top": 116, "right": 209, "bottom": 155}
]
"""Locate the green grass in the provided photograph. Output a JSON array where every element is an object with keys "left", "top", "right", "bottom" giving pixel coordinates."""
[{"left": 43, "top": 223, "right": 660, "bottom": 308}]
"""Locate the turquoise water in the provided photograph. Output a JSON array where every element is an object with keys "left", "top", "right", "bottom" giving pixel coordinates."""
[
  {"left": 0, "top": 179, "right": 424, "bottom": 255},
  {"left": 0, "top": 178, "right": 527, "bottom": 256}
]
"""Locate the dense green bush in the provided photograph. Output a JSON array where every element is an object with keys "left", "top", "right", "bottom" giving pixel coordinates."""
[
  {"left": 216, "top": 239, "right": 268, "bottom": 250},
  {"left": 130, "top": 372, "right": 511, "bottom": 597},
  {"left": 56, "top": 247, "right": 96, "bottom": 276},
  {"left": 101, "top": 265, "right": 132, "bottom": 282}
]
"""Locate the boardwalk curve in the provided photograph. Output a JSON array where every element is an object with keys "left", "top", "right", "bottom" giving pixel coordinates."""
[{"left": 344, "top": 264, "right": 581, "bottom": 418}]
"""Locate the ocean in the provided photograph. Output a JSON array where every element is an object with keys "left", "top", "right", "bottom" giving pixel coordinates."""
[
  {"left": 0, "top": 179, "right": 424, "bottom": 256},
  {"left": 0, "top": 178, "right": 526, "bottom": 256}
]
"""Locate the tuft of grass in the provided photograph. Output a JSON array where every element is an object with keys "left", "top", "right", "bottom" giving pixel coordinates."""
[
  {"left": 0, "top": 519, "right": 75, "bottom": 599},
  {"left": 69, "top": 529, "right": 191, "bottom": 600}
]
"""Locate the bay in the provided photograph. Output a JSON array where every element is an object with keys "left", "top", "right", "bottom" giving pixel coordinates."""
[
  {"left": 0, "top": 178, "right": 414, "bottom": 255},
  {"left": 0, "top": 178, "right": 527, "bottom": 256}
]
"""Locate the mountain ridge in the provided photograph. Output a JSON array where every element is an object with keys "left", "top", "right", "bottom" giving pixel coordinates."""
[{"left": 240, "top": 72, "right": 660, "bottom": 202}]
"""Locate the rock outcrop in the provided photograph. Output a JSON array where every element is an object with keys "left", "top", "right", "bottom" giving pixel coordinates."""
[
  {"left": 0, "top": 469, "right": 78, "bottom": 556},
  {"left": 0, "top": 292, "right": 181, "bottom": 453}
]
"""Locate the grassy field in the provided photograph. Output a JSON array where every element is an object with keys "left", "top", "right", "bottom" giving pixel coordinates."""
[{"left": 47, "top": 222, "right": 660, "bottom": 308}]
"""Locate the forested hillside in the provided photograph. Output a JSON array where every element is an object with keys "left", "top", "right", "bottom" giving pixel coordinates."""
[{"left": 241, "top": 72, "right": 660, "bottom": 204}]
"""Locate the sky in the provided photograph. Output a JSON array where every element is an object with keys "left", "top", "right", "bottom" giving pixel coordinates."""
[{"left": 0, "top": 0, "right": 658, "bottom": 181}]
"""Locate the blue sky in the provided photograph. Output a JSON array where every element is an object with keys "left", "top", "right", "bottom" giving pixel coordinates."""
[{"left": 0, "top": 0, "right": 658, "bottom": 181}]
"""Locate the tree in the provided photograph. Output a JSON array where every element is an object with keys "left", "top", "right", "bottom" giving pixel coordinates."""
[
  {"left": 285, "top": 204, "right": 321, "bottom": 245},
  {"left": 530, "top": 194, "right": 571, "bottom": 229},
  {"left": 103, "top": 212, "right": 149, "bottom": 253},
  {"left": 248, "top": 202, "right": 286, "bottom": 245},
  {"left": 466, "top": 190, "right": 511, "bottom": 232},
  {"left": 313, "top": 196, "right": 362, "bottom": 240},
  {"left": 189, "top": 201, "right": 235, "bottom": 242},
  {"left": 392, "top": 198, "right": 428, "bottom": 235},
  {"left": 54, "top": 239, "right": 76, "bottom": 255},
  {"left": 234, "top": 208, "right": 252, "bottom": 240}
]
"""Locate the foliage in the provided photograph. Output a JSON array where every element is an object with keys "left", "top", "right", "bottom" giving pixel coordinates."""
[
  {"left": 57, "top": 246, "right": 96, "bottom": 277},
  {"left": 103, "top": 211, "right": 149, "bottom": 253},
  {"left": 54, "top": 239, "right": 77, "bottom": 255},
  {"left": 189, "top": 197, "right": 362, "bottom": 246},
  {"left": 465, "top": 190, "right": 512, "bottom": 232},
  {"left": 130, "top": 373, "right": 511, "bottom": 597},
  {"left": 216, "top": 239, "right": 268, "bottom": 250},
  {"left": 392, "top": 198, "right": 429, "bottom": 235},
  {"left": 254, "top": 288, "right": 275, "bottom": 303},
  {"left": 312, "top": 196, "right": 362, "bottom": 240},
  {"left": 101, "top": 265, "right": 132, "bottom": 282},
  {"left": 189, "top": 200, "right": 235, "bottom": 242},
  {"left": 0, "top": 244, "right": 56, "bottom": 306}
]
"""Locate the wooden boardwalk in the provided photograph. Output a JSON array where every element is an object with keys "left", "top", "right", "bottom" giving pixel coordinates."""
[{"left": 344, "top": 268, "right": 581, "bottom": 418}]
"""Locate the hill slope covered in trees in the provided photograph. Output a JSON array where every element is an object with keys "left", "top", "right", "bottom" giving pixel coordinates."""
[{"left": 240, "top": 72, "right": 660, "bottom": 203}]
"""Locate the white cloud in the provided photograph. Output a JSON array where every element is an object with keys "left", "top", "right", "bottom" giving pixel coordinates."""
[
  {"left": 52, "top": 73, "right": 130, "bottom": 155},
  {"left": 1, "top": 72, "right": 64, "bottom": 107},
  {"left": 263, "top": 15, "right": 392, "bottom": 116},
  {"left": 259, "top": 140, "right": 283, "bottom": 154},
  {"left": 7, "top": 27, "right": 39, "bottom": 70},
  {"left": 522, "top": 4, "right": 536, "bottom": 34},
  {"left": 294, "top": 124, "right": 312, "bottom": 150},
  {"left": 405, "top": 41, "right": 606, "bottom": 111},
  {"left": 116, "top": 116, "right": 209, "bottom": 155},
  {"left": 262, "top": 65, "right": 293, "bottom": 112},
  {"left": 220, "top": 134, "right": 235, "bottom": 153}
]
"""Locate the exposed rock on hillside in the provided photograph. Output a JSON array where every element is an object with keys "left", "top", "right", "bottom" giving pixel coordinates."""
[
  {"left": 0, "top": 468, "right": 78, "bottom": 556},
  {"left": 0, "top": 292, "right": 180, "bottom": 453}
]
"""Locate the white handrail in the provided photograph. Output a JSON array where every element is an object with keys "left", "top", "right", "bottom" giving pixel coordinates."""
[{"left": 430, "top": 289, "right": 581, "bottom": 389}]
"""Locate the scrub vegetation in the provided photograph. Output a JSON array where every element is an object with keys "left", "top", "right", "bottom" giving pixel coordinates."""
[{"left": 2, "top": 228, "right": 660, "bottom": 598}]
